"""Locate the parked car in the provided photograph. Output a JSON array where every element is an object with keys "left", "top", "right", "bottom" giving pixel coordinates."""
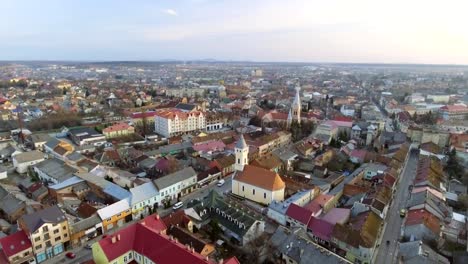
[
  {"left": 172, "top": 201, "right": 183, "bottom": 210},
  {"left": 66, "top": 252, "right": 76, "bottom": 259},
  {"left": 85, "top": 244, "right": 92, "bottom": 250},
  {"left": 399, "top": 209, "right": 407, "bottom": 217}
]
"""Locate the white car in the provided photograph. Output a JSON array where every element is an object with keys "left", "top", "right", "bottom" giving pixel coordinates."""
[
  {"left": 217, "top": 179, "right": 225, "bottom": 187},
  {"left": 172, "top": 201, "right": 183, "bottom": 210}
]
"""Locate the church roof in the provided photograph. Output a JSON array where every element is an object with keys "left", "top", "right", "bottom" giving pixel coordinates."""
[{"left": 235, "top": 134, "right": 248, "bottom": 149}]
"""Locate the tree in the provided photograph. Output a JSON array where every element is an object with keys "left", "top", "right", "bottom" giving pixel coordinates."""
[
  {"left": 243, "top": 234, "right": 277, "bottom": 264},
  {"left": 208, "top": 219, "right": 222, "bottom": 241},
  {"left": 446, "top": 149, "right": 463, "bottom": 179},
  {"left": 248, "top": 115, "right": 262, "bottom": 127}
]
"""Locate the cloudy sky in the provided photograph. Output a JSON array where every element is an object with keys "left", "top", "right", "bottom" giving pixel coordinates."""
[{"left": 2, "top": 0, "right": 468, "bottom": 64}]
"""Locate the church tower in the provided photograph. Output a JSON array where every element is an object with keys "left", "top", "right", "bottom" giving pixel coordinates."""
[
  {"left": 292, "top": 86, "right": 301, "bottom": 124},
  {"left": 235, "top": 134, "right": 249, "bottom": 171}
]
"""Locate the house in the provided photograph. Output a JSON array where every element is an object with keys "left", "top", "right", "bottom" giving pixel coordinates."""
[
  {"left": 130, "top": 182, "right": 160, "bottom": 219},
  {"left": 285, "top": 203, "right": 313, "bottom": 229},
  {"left": 33, "top": 158, "right": 77, "bottom": 184},
  {"left": 197, "top": 167, "right": 222, "bottom": 187},
  {"left": 186, "top": 190, "right": 265, "bottom": 246},
  {"left": 0, "top": 230, "right": 35, "bottom": 264},
  {"left": 307, "top": 217, "right": 335, "bottom": 246},
  {"left": 102, "top": 123, "right": 135, "bottom": 139},
  {"left": 153, "top": 167, "right": 198, "bottom": 201},
  {"left": 210, "top": 155, "right": 235, "bottom": 176},
  {"left": 267, "top": 189, "right": 315, "bottom": 225},
  {"left": 251, "top": 154, "right": 283, "bottom": 172},
  {"left": 96, "top": 198, "right": 132, "bottom": 233},
  {"left": 67, "top": 127, "right": 106, "bottom": 146},
  {"left": 43, "top": 138, "right": 74, "bottom": 161},
  {"left": 92, "top": 219, "right": 238, "bottom": 264},
  {"left": 12, "top": 151, "right": 45, "bottom": 174},
  {"left": 270, "top": 226, "right": 350, "bottom": 264},
  {"left": 69, "top": 214, "right": 101, "bottom": 247},
  {"left": 404, "top": 209, "right": 441, "bottom": 241},
  {"left": 232, "top": 165, "right": 285, "bottom": 205},
  {"left": 0, "top": 165, "right": 7, "bottom": 180},
  {"left": 0, "top": 193, "right": 27, "bottom": 223},
  {"left": 331, "top": 211, "right": 383, "bottom": 264},
  {"left": 28, "top": 133, "right": 52, "bottom": 151},
  {"left": 18, "top": 206, "right": 70, "bottom": 263},
  {"left": 398, "top": 240, "right": 449, "bottom": 264},
  {"left": 167, "top": 225, "right": 215, "bottom": 256}
]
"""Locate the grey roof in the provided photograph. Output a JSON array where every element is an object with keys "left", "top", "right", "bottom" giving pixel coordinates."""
[
  {"left": 44, "top": 138, "right": 60, "bottom": 150},
  {"left": 130, "top": 182, "right": 159, "bottom": 205},
  {"left": 153, "top": 167, "right": 197, "bottom": 190},
  {"left": 70, "top": 214, "right": 101, "bottom": 233},
  {"left": 20, "top": 205, "right": 66, "bottom": 233},
  {"left": 0, "top": 145, "right": 16, "bottom": 156},
  {"left": 399, "top": 241, "right": 449, "bottom": 264},
  {"left": 0, "top": 194, "right": 25, "bottom": 215},
  {"left": 270, "top": 226, "right": 350, "bottom": 264},
  {"left": 235, "top": 134, "right": 248, "bottom": 149},
  {"left": 175, "top": 103, "right": 197, "bottom": 111},
  {"left": 13, "top": 150, "right": 44, "bottom": 163},
  {"left": 145, "top": 142, "right": 192, "bottom": 157},
  {"left": 49, "top": 176, "right": 85, "bottom": 190},
  {"left": 34, "top": 158, "right": 77, "bottom": 183},
  {"left": 29, "top": 133, "right": 52, "bottom": 143},
  {"left": 66, "top": 152, "right": 85, "bottom": 162}
]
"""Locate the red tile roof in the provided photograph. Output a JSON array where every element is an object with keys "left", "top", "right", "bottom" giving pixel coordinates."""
[
  {"left": 99, "top": 223, "right": 215, "bottom": 264},
  {"left": 285, "top": 203, "right": 313, "bottom": 225},
  {"left": 307, "top": 217, "right": 335, "bottom": 241},
  {"left": 103, "top": 123, "right": 134, "bottom": 133},
  {"left": 140, "top": 214, "right": 167, "bottom": 232},
  {"left": 0, "top": 230, "right": 32, "bottom": 258},
  {"left": 234, "top": 165, "right": 285, "bottom": 191}
]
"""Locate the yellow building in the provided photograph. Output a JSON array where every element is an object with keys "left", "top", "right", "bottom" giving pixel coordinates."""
[
  {"left": 97, "top": 199, "right": 132, "bottom": 233},
  {"left": 18, "top": 206, "right": 70, "bottom": 263},
  {"left": 232, "top": 165, "right": 285, "bottom": 205},
  {"left": 102, "top": 123, "right": 135, "bottom": 139}
]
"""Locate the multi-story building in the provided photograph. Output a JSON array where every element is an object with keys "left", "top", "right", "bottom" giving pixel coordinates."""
[
  {"left": 102, "top": 123, "right": 135, "bottom": 139},
  {"left": 129, "top": 182, "right": 160, "bottom": 219},
  {"left": 153, "top": 167, "right": 198, "bottom": 201},
  {"left": 166, "top": 87, "right": 205, "bottom": 98},
  {"left": 18, "top": 206, "right": 70, "bottom": 263},
  {"left": 97, "top": 199, "right": 132, "bottom": 233},
  {"left": 439, "top": 105, "right": 468, "bottom": 120},
  {"left": 154, "top": 109, "right": 205, "bottom": 137},
  {"left": 0, "top": 230, "right": 35, "bottom": 264}
]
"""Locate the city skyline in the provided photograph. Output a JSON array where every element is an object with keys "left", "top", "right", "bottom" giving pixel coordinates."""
[{"left": 2, "top": 0, "right": 468, "bottom": 64}]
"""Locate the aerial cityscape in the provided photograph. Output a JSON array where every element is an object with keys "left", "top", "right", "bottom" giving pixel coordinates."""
[{"left": 1, "top": 1, "right": 468, "bottom": 264}]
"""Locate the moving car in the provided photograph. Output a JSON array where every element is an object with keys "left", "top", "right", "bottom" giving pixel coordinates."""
[
  {"left": 172, "top": 201, "right": 183, "bottom": 210},
  {"left": 65, "top": 252, "right": 76, "bottom": 259},
  {"left": 399, "top": 209, "right": 407, "bottom": 217},
  {"left": 217, "top": 179, "right": 225, "bottom": 187}
]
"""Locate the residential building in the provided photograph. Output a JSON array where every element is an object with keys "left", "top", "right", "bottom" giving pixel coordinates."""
[
  {"left": 97, "top": 199, "right": 131, "bottom": 233},
  {"left": 33, "top": 158, "right": 77, "bottom": 184},
  {"left": 232, "top": 165, "right": 285, "bottom": 205},
  {"left": 67, "top": 127, "right": 106, "bottom": 146},
  {"left": 267, "top": 189, "right": 315, "bottom": 225},
  {"left": 154, "top": 109, "right": 205, "bottom": 137},
  {"left": 18, "top": 206, "right": 70, "bottom": 263},
  {"left": 439, "top": 105, "right": 468, "bottom": 120},
  {"left": 129, "top": 182, "right": 160, "bottom": 219},
  {"left": 102, "top": 123, "right": 135, "bottom": 139},
  {"left": 0, "top": 230, "right": 35, "bottom": 264},
  {"left": 12, "top": 151, "right": 45, "bottom": 174},
  {"left": 398, "top": 240, "right": 449, "bottom": 264},
  {"left": 153, "top": 167, "right": 197, "bottom": 201}
]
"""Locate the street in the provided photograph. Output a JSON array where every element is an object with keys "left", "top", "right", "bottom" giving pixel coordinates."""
[
  {"left": 374, "top": 149, "right": 419, "bottom": 264},
  {"left": 42, "top": 177, "right": 233, "bottom": 264}
]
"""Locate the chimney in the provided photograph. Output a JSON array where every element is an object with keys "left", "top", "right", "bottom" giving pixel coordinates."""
[
  {"left": 156, "top": 214, "right": 160, "bottom": 220},
  {"left": 218, "top": 259, "right": 224, "bottom": 264},
  {"left": 111, "top": 236, "right": 117, "bottom": 244},
  {"left": 117, "top": 234, "right": 121, "bottom": 241}
]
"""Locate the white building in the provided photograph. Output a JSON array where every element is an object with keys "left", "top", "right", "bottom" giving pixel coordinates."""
[
  {"left": 12, "top": 151, "right": 45, "bottom": 174},
  {"left": 154, "top": 109, "right": 206, "bottom": 137},
  {"left": 129, "top": 182, "right": 160, "bottom": 218},
  {"left": 340, "top": 105, "right": 355, "bottom": 117},
  {"left": 153, "top": 167, "right": 197, "bottom": 201}
]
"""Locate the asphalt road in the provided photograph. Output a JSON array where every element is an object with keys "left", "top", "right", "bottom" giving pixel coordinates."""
[
  {"left": 374, "top": 150, "right": 419, "bottom": 264},
  {"left": 42, "top": 177, "right": 233, "bottom": 264}
]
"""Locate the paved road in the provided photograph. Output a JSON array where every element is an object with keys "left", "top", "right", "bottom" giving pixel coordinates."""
[
  {"left": 374, "top": 150, "right": 419, "bottom": 264},
  {"left": 42, "top": 177, "right": 233, "bottom": 264}
]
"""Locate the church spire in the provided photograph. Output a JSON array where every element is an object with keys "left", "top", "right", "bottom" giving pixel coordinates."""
[{"left": 292, "top": 86, "right": 301, "bottom": 124}]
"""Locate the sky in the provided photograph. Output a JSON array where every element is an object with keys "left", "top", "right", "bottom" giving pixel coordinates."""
[{"left": 1, "top": 0, "right": 468, "bottom": 64}]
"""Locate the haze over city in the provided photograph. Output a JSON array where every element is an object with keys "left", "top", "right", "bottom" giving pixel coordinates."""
[{"left": 2, "top": 0, "right": 468, "bottom": 64}]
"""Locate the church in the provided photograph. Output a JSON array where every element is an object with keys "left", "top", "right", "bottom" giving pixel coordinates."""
[{"left": 231, "top": 134, "right": 286, "bottom": 205}]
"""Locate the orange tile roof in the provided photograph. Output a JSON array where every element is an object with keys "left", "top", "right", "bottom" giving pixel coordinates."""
[{"left": 234, "top": 165, "right": 285, "bottom": 191}]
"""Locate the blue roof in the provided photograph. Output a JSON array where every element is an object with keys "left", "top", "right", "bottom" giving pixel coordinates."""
[
  {"left": 49, "top": 176, "right": 84, "bottom": 190},
  {"left": 103, "top": 183, "right": 131, "bottom": 200}
]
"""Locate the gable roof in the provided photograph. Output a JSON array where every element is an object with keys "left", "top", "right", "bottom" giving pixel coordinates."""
[
  {"left": 153, "top": 167, "right": 197, "bottom": 190},
  {"left": 97, "top": 199, "right": 130, "bottom": 220},
  {"left": 13, "top": 150, "right": 44, "bottom": 163},
  {"left": 285, "top": 204, "right": 313, "bottom": 225},
  {"left": 20, "top": 206, "right": 66, "bottom": 233},
  {"left": 234, "top": 165, "right": 285, "bottom": 191},
  {"left": 0, "top": 230, "right": 31, "bottom": 258},
  {"left": 130, "top": 182, "right": 159, "bottom": 205}
]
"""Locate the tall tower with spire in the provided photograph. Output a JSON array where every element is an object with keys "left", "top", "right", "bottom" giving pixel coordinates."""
[
  {"left": 287, "top": 109, "right": 293, "bottom": 129},
  {"left": 292, "top": 86, "right": 301, "bottom": 124},
  {"left": 235, "top": 134, "right": 249, "bottom": 171}
]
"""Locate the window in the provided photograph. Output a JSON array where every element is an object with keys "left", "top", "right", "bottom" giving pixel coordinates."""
[
  {"left": 44, "top": 234, "right": 50, "bottom": 240},
  {"left": 237, "top": 158, "right": 240, "bottom": 164},
  {"left": 35, "top": 245, "right": 42, "bottom": 250},
  {"left": 55, "top": 236, "right": 61, "bottom": 242},
  {"left": 23, "top": 252, "right": 29, "bottom": 257},
  {"left": 42, "top": 226, "right": 49, "bottom": 232},
  {"left": 253, "top": 189, "right": 255, "bottom": 195},
  {"left": 242, "top": 186, "right": 244, "bottom": 192},
  {"left": 34, "top": 236, "right": 40, "bottom": 242},
  {"left": 264, "top": 193, "right": 266, "bottom": 199},
  {"left": 46, "top": 241, "right": 52, "bottom": 247},
  {"left": 63, "top": 226, "right": 67, "bottom": 230},
  {"left": 64, "top": 234, "right": 68, "bottom": 238},
  {"left": 124, "top": 256, "right": 127, "bottom": 262},
  {"left": 53, "top": 229, "right": 59, "bottom": 234},
  {"left": 129, "top": 252, "right": 133, "bottom": 259}
]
